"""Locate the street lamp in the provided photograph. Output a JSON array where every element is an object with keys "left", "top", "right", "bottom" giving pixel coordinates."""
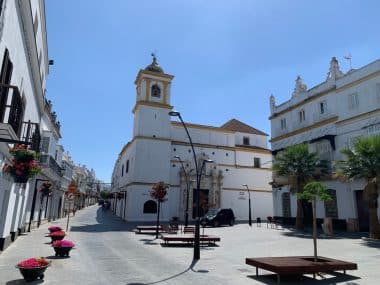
[
  {"left": 174, "top": 155, "right": 193, "bottom": 227},
  {"left": 169, "top": 110, "right": 213, "bottom": 260},
  {"left": 243, "top": 184, "right": 252, "bottom": 226}
]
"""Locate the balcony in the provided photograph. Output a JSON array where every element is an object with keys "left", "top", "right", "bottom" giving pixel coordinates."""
[
  {"left": 39, "top": 154, "right": 63, "bottom": 177},
  {"left": 0, "top": 84, "right": 41, "bottom": 149}
]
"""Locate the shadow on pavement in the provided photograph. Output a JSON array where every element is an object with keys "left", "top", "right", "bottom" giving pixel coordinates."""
[
  {"left": 70, "top": 208, "right": 134, "bottom": 233},
  {"left": 360, "top": 238, "right": 380, "bottom": 249},
  {"left": 281, "top": 227, "right": 368, "bottom": 240},
  {"left": 126, "top": 259, "right": 208, "bottom": 285},
  {"left": 247, "top": 272, "right": 360, "bottom": 285},
  {"left": 6, "top": 279, "right": 44, "bottom": 285}
]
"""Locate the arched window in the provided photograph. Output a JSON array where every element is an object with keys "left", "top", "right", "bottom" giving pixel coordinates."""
[
  {"left": 151, "top": 84, "right": 161, "bottom": 98},
  {"left": 325, "top": 189, "right": 338, "bottom": 218},
  {"left": 143, "top": 200, "right": 157, "bottom": 213},
  {"left": 282, "top": 192, "right": 291, "bottom": 217}
]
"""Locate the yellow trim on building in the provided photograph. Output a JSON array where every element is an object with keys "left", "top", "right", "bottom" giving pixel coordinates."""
[
  {"left": 270, "top": 116, "right": 338, "bottom": 143},
  {"left": 132, "top": 101, "right": 173, "bottom": 114},
  {"left": 171, "top": 121, "right": 235, "bottom": 134},
  {"left": 218, "top": 163, "right": 271, "bottom": 170},
  {"left": 336, "top": 109, "right": 380, "bottom": 126},
  {"left": 222, "top": 187, "right": 272, "bottom": 193},
  {"left": 144, "top": 78, "right": 151, "bottom": 101},
  {"left": 171, "top": 140, "right": 272, "bottom": 154},
  {"left": 134, "top": 69, "right": 174, "bottom": 85}
]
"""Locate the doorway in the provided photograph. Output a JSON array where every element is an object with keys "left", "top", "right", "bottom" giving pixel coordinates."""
[
  {"left": 355, "top": 190, "right": 369, "bottom": 231},
  {"left": 192, "top": 189, "right": 209, "bottom": 219},
  {"left": 302, "top": 200, "right": 313, "bottom": 226}
]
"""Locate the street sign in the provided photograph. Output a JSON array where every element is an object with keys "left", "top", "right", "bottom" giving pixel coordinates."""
[{"left": 68, "top": 193, "right": 75, "bottom": 200}]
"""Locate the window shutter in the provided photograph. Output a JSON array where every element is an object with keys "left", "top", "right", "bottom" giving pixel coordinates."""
[{"left": 41, "top": 136, "right": 50, "bottom": 153}]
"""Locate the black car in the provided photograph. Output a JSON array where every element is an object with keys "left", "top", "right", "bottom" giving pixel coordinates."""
[{"left": 200, "top": 208, "right": 235, "bottom": 227}]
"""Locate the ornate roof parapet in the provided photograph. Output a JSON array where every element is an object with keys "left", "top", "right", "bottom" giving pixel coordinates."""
[
  {"left": 292, "top": 75, "right": 307, "bottom": 97},
  {"left": 326, "top": 56, "right": 343, "bottom": 81}
]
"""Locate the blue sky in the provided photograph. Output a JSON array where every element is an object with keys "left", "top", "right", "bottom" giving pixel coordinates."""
[{"left": 45, "top": 1, "right": 380, "bottom": 181}]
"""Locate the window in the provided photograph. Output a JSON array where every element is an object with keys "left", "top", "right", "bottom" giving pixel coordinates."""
[
  {"left": 243, "top": 136, "right": 250, "bottom": 145},
  {"left": 368, "top": 124, "right": 380, "bottom": 136},
  {"left": 253, "top": 157, "right": 261, "bottom": 168},
  {"left": 151, "top": 84, "right": 161, "bottom": 98},
  {"left": 376, "top": 83, "right": 380, "bottom": 103},
  {"left": 280, "top": 118, "right": 286, "bottom": 130},
  {"left": 143, "top": 200, "right": 157, "bottom": 213},
  {"left": 40, "top": 137, "right": 50, "bottom": 153},
  {"left": 121, "top": 165, "right": 124, "bottom": 176},
  {"left": 126, "top": 160, "right": 129, "bottom": 173},
  {"left": 0, "top": 49, "right": 13, "bottom": 122},
  {"left": 282, "top": 192, "right": 291, "bottom": 217},
  {"left": 324, "top": 189, "right": 338, "bottom": 218},
  {"left": 319, "top": 101, "right": 327, "bottom": 114},
  {"left": 348, "top": 93, "right": 359, "bottom": 109},
  {"left": 8, "top": 88, "right": 24, "bottom": 135},
  {"left": 299, "top": 109, "right": 305, "bottom": 123}
]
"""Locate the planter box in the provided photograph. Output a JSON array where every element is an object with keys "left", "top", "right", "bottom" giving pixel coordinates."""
[
  {"left": 16, "top": 264, "right": 49, "bottom": 282},
  {"left": 53, "top": 246, "right": 73, "bottom": 257}
]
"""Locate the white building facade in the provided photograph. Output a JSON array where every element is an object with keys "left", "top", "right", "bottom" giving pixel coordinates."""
[
  {"left": 270, "top": 57, "right": 380, "bottom": 231},
  {"left": 111, "top": 56, "right": 273, "bottom": 222}
]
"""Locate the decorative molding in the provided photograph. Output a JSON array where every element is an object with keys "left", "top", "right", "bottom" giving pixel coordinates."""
[
  {"left": 336, "top": 109, "right": 380, "bottom": 126},
  {"left": 222, "top": 187, "right": 272, "bottom": 193},
  {"left": 132, "top": 101, "right": 173, "bottom": 114},
  {"left": 171, "top": 121, "right": 235, "bottom": 134},
  {"left": 217, "top": 163, "right": 271, "bottom": 171},
  {"left": 270, "top": 116, "right": 338, "bottom": 143}
]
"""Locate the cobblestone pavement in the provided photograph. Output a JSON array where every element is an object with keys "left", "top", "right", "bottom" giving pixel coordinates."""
[{"left": 0, "top": 205, "right": 378, "bottom": 284}]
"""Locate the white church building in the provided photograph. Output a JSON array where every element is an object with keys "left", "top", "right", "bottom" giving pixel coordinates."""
[{"left": 111, "top": 56, "right": 273, "bottom": 222}]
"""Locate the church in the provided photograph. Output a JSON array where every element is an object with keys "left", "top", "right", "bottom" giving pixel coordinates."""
[{"left": 111, "top": 56, "right": 273, "bottom": 222}]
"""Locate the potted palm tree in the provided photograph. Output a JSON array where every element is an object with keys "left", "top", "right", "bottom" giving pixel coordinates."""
[{"left": 336, "top": 135, "right": 380, "bottom": 239}]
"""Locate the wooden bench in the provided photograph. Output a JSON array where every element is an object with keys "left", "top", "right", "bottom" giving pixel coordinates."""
[
  {"left": 183, "top": 226, "right": 195, "bottom": 234},
  {"left": 135, "top": 225, "right": 163, "bottom": 234},
  {"left": 161, "top": 234, "right": 220, "bottom": 246},
  {"left": 245, "top": 256, "right": 357, "bottom": 284}
]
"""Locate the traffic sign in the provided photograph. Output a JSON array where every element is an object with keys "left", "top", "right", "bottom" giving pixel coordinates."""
[{"left": 68, "top": 193, "right": 75, "bottom": 200}]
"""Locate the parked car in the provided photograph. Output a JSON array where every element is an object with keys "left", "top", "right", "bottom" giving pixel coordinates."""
[{"left": 200, "top": 208, "right": 235, "bottom": 227}]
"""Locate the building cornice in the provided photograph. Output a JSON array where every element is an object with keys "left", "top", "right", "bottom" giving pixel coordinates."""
[
  {"left": 270, "top": 116, "right": 338, "bottom": 143},
  {"left": 171, "top": 121, "right": 235, "bottom": 134},
  {"left": 269, "top": 68, "right": 380, "bottom": 120},
  {"left": 336, "top": 108, "right": 380, "bottom": 126},
  {"left": 171, "top": 140, "right": 272, "bottom": 154},
  {"left": 134, "top": 69, "right": 174, "bottom": 84},
  {"left": 132, "top": 101, "right": 173, "bottom": 114},
  {"left": 222, "top": 187, "right": 272, "bottom": 193}
]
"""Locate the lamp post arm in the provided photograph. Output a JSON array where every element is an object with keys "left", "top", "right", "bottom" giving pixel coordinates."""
[{"left": 177, "top": 114, "right": 199, "bottom": 178}]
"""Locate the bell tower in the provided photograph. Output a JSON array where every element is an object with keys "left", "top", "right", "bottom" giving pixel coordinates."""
[{"left": 132, "top": 54, "right": 174, "bottom": 138}]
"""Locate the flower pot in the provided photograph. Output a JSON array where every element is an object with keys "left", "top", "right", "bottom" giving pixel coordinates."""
[
  {"left": 53, "top": 246, "right": 73, "bottom": 257},
  {"left": 16, "top": 264, "right": 50, "bottom": 282},
  {"left": 13, "top": 175, "right": 29, "bottom": 184},
  {"left": 50, "top": 235, "right": 65, "bottom": 242}
]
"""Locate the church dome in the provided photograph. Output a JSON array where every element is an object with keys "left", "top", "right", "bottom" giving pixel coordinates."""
[{"left": 145, "top": 54, "right": 164, "bottom": 73}]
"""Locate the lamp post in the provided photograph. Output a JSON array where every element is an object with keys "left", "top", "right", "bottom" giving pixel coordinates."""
[
  {"left": 169, "top": 110, "right": 213, "bottom": 260},
  {"left": 174, "top": 155, "right": 193, "bottom": 227},
  {"left": 243, "top": 184, "right": 252, "bottom": 226}
]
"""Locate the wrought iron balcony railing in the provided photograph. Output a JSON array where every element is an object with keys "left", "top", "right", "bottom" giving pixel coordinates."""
[{"left": 39, "top": 154, "right": 63, "bottom": 177}]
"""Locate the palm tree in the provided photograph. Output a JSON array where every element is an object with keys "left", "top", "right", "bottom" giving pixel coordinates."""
[
  {"left": 273, "top": 144, "right": 328, "bottom": 230},
  {"left": 336, "top": 135, "right": 380, "bottom": 239}
]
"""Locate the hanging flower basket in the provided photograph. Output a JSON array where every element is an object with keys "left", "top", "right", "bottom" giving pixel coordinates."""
[
  {"left": 52, "top": 240, "right": 75, "bottom": 257},
  {"left": 2, "top": 144, "right": 41, "bottom": 184},
  {"left": 16, "top": 257, "right": 50, "bottom": 282}
]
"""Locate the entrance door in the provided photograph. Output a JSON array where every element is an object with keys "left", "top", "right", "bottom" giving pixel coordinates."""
[
  {"left": 302, "top": 200, "right": 313, "bottom": 226},
  {"left": 192, "top": 189, "right": 209, "bottom": 219},
  {"left": 355, "top": 190, "right": 369, "bottom": 231}
]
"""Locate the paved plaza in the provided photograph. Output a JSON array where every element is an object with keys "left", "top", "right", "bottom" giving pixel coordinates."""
[{"left": 0, "top": 206, "right": 379, "bottom": 285}]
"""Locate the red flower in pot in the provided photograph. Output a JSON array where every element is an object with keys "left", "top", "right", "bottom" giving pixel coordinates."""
[
  {"left": 48, "top": 230, "right": 66, "bottom": 242},
  {"left": 16, "top": 257, "right": 50, "bottom": 282}
]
